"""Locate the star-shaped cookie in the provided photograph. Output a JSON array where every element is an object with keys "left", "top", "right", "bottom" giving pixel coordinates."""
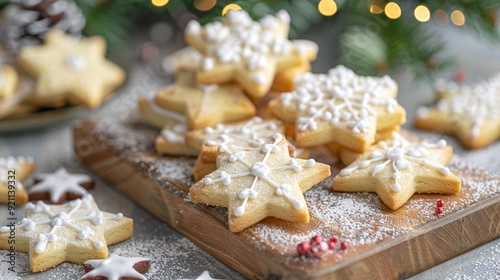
[
  {"left": 415, "top": 77, "right": 500, "bottom": 149},
  {"left": 28, "top": 167, "right": 94, "bottom": 204},
  {"left": 333, "top": 132, "right": 461, "bottom": 210},
  {"left": 81, "top": 254, "right": 150, "bottom": 280},
  {"left": 269, "top": 65, "right": 406, "bottom": 151},
  {"left": 0, "top": 64, "right": 18, "bottom": 100},
  {"left": 185, "top": 10, "right": 315, "bottom": 99},
  {"left": 18, "top": 29, "right": 125, "bottom": 108},
  {"left": 190, "top": 134, "right": 331, "bottom": 232},
  {"left": 0, "top": 194, "right": 133, "bottom": 272},
  {"left": 153, "top": 72, "right": 256, "bottom": 129},
  {"left": 0, "top": 156, "right": 35, "bottom": 205}
]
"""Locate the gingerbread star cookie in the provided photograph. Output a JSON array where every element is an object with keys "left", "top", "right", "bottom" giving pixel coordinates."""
[
  {"left": 81, "top": 254, "right": 151, "bottom": 280},
  {"left": 190, "top": 134, "right": 331, "bottom": 232},
  {"left": 28, "top": 167, "right": 94, "bottom": 204},
  {"left": 415, "top": 77, "right": 500, "bottom": 149},
  {"left": 269, "top": 65, "right": 406, "bottom": 151},
  {"left": 153, "top": 72, "right": 256, "bottom": 130},
  {"left": 333, "top": 132, "right": 461, "bottom": 210},
  {"left": 18, "top": 29, "right": 125, "bottom": 108},
  {"left": 185, "top": 9, "right": 316, "bottom": 99},
  {"left": 0, "top": 156, "right": 35, "bottom": 205},
  {"left": 0, "top": 194, "right": 133, "bottom": 272}
]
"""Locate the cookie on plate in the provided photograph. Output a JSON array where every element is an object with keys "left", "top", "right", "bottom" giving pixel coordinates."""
[
  {"left": 190, "top": 134, "right": 331, "bottom": 232},
  {"left": 0, "top": 194, "right": 133, "bottom": 272},
  {"left": 185, "top": 10, "right": 316, "bottom": 100},
  {"left": 415, "top": 77, "right": 500, "bottom": 149},
  {"left": 0, "top": 156, "right": 35, "bottom": 205},
  {"left": 333, "top": 132, "right": 461, "bottom": 210},
  {"left": 18, "top": 29, "right": 125, "bottom": 108},
  {"left": 269, "top": 65, "right": 406, "bottom": 151}
]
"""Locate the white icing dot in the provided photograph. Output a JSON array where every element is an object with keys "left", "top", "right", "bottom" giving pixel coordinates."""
[
  {"left": 304, "top": 159, "right": 316, "bottom": 167},
  {"left": 186, "top": 20, "right": 200, "bottom": 34},
  {"left": 201, "top": 57, "right": 215, "bottom": 71},
  {"left": 92, "top": 240, "right": 104, "bottom": 249},
  {"left": 392, "top": 183, "right": 402, "bottom": 192},
  {"left": 292, "top": 199, "right": 303, "bottom": 210},
  {"left": 251, "top": 162, "right": 270, "bottom": 178},
  {"left": 204, "top": 177, "right": 213, "bottom": 185},
  {"left": 340, "top": 167, "right": 357, "bottom": 176},
  {"left": 66, "top": 54, "right": 86, "bottom": 71},
  {"left": 234, "top": 206, "right": 245, "bottom": 217}
]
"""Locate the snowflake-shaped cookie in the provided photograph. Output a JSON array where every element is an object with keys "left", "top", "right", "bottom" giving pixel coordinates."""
[
  {"left": 334, "top": 132, "right": 461, "bottom": 210},
  {"left": 81, "top": 254, "right": 150, "bottom": 280},
  {"left": 269, "top": 65, "right": 406, "bottom": 151},
  {"left": 0, "top": 156, "right": 35, "bottom": 205},
  {"left": 0, "top": 194, "right": 133, "bottom": 272},
  {"left": 415, "top": 76, "right": 500, "bottom": 149},
  {"left": 185, "top": 9, "right": 316, "bottom": 99},
  {"left": 190, "top": 134, "right": 331, "bottom": 232},
  {"left": 28, "top": 167, "right": 93, "bottom": 204}
]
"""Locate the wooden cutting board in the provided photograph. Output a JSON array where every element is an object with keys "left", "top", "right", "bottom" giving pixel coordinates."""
[{"left": 73, "top": 112, "right": 500, "bottom": 280}]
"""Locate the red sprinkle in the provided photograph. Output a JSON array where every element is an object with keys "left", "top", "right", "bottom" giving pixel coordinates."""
[
  {"left": 310, "top": 235, "right": 323, "bottom": 245},
  {"left": 297, "top": 242, "right": 311, "bottom": 256},
  {"left": 329, "top": 236, "right": 339, "bottom": 244},
  {"left": 311, "top": 241, "right": 329, "bottom": 258},
  {"left": 436, "top": 199, "right": 445, "bottom": 207},
  {"left": 435, "top": 207, "right": 444, "bottom": 214},
  {"left": 340, "top": 241, "right": 349, "bottom": 250},
  {"left": 327, "top": 241, "right": 336, "bottom": 250}
]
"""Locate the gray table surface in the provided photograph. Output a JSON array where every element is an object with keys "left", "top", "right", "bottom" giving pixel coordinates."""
[{"left": 1, "top": 23, "right": 500, "bottom": 279}]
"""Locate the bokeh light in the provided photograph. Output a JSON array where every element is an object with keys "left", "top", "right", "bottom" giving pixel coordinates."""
[
  {"left": 318, "top": 0, "right": 337, "bottom": 17},
  {"left": 194, "top": 0, "right": 217, "bottom": 11},
  {"left": 222, "top": 3, "right": 242, "bottom": 16},
  {"left": 414, "top": 5, "right": 430, "bottom": 22},
  {"left": 451, "top": 10, "right": 465, "bottom": 26},
  {"left": 433, "top": 10, "right": 449, "bottom": 25},
  {"left": 151, "top": 0, "right": 168, "bottom": 7},
  {"left": 384, "top": 2, "right": 401, "bottom": 20}
]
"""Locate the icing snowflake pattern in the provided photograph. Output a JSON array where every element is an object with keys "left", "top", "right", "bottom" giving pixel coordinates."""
[
  {"left": 339, "top": 133, "right": 451, "bottom": 192},
  {"left": 0, "top": 195, "right": 123, "bottom": 254},
  {"left": 186, "top": 9, "right": 305, "bottom": 84},
  {"left": 202, "top": 117, "right": 282, "bottom": 149},
  {"left": 29, "top": 167, "right": 92, "bottom": 203},
  {"left": 203, "top": 134, "right": 316, "bottom": 217},
  {"left": 280, "top": 65, "right": 398, "bottom": 133},
  {"left": 81, "top": 254, "right": 150, "bottom": 280},
  {"left": 419, "top": 76, "right": 500, "bottom": 138}
]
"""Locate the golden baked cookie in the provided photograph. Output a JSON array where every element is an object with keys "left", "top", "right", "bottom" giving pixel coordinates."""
[
  {"left": 0, "top": 64, "right": 18, "bottom": 100},
  {"left": 333, "top": 132, "right": 461, "bottom": 210},
  {"left": 154, "top": 72, "right": 256, "bottom": 130},
  {"left": 0, "top": 194, "right": 133, "bottom": 272},
  {"left": 18, "top": 30, "right": 125, "bottom": 108},
  {"left": 190, "top": 134, "right": 331, "bottom": 232},
  {"left": 269, "top": 65, "right": 406, "bottom": 151},
  {"left": 185, "top": 10, "right": 317, "bottom": 100},
  {"left": 0, "top": 156, "right": 35, "bottom": 205},
  {"left": 415, "top": 77, "right": 500, "bottom": 149},
  {"left": 155, "top": 123, "right": 199, "bottom": 157}
]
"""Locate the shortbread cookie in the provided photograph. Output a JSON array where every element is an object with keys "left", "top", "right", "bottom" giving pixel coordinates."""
[
  {"left": 0, "top": 64, "right": 18, "bottom": 100},
  {"left": 154, "top": 72, "right": 256, "bottom": 129},
  {"left": 333, "top": 132, "right": 461, "bottom": 210},
  {"left": 0, "top": 194, "right": 133, "bottom": 272},
  {"left": 185, "top": 10, "right": 317, "bottom": 99},
  {"left": 190, "top": 134, "right": 331, "bottom": 232},
  {"left": 271, "top": 40, "right": 318, "bottom": 93},
  {"left": 415, "top": 77, "right": 500, "bottom": 149},
  {"left": 18, "top": 30, "right": 125, "bottom": 108},
  {"left": 162, "top": 46, "right": 203, "bottom": 74},
  {"left": 269, "top": 65, "right": 406, "bottom": 151},
  {"left": 138, "top": 96, "right": 186, "bottom": 129},
  {"left": 28, "top": 167, "right": 94, "bottom": 204},
  {"left": 155, "top": 123, "right": 199, "bottom": 157},
  {"left": 81, "top": 254, "right": 151, "bottom": 280},
  {"left": 0, "top": 156, "right": 35, "bottom": 205},
  {"left": 0, "top": 69, "right": 36, "bottom": 120}
]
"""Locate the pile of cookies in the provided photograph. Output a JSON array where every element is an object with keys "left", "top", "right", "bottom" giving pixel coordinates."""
[
  {"left": 139, "top": 9, "right": 462, "bottom": 232},
  {"left": 0, "top": 28, "right": 125, "bottom": 120}
]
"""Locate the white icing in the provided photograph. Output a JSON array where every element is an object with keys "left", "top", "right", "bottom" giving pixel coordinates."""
[
  {"left": 279, "top": 65, "right": 399, "bottom": 133},
  {"left": 81, "top": 254, "right": 150, "bottom": 280},
  {"left": 339, "top": 133, "right": 452, "bottom": 193},
  {"left": 0, "top": 195, "right": 124, "bottom": 254},
  {"left": 147, "top": 98, "right": 187, "bottom": 124},
  {"left": 161, "top": 124, "right": 188, "bottom": 144},
  {"left": 28, "top": 167, "right": 92, "bottom": 203},
  {"left": 200, "top": 117, "right": 284, "bottom": 151},
  {"left": 427, "top": 75, "right": 500, "bottom": 138},
  {"left": 204, "top": 134, "right": 313, "bottom": 217},
  {"left": 66, "top": 54, "right": 86, "bottom": 71}
]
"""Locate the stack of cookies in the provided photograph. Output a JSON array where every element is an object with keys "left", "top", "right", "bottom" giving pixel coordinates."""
[{"left": 139, "top": 9, "right": 462, "bottom": 232}]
